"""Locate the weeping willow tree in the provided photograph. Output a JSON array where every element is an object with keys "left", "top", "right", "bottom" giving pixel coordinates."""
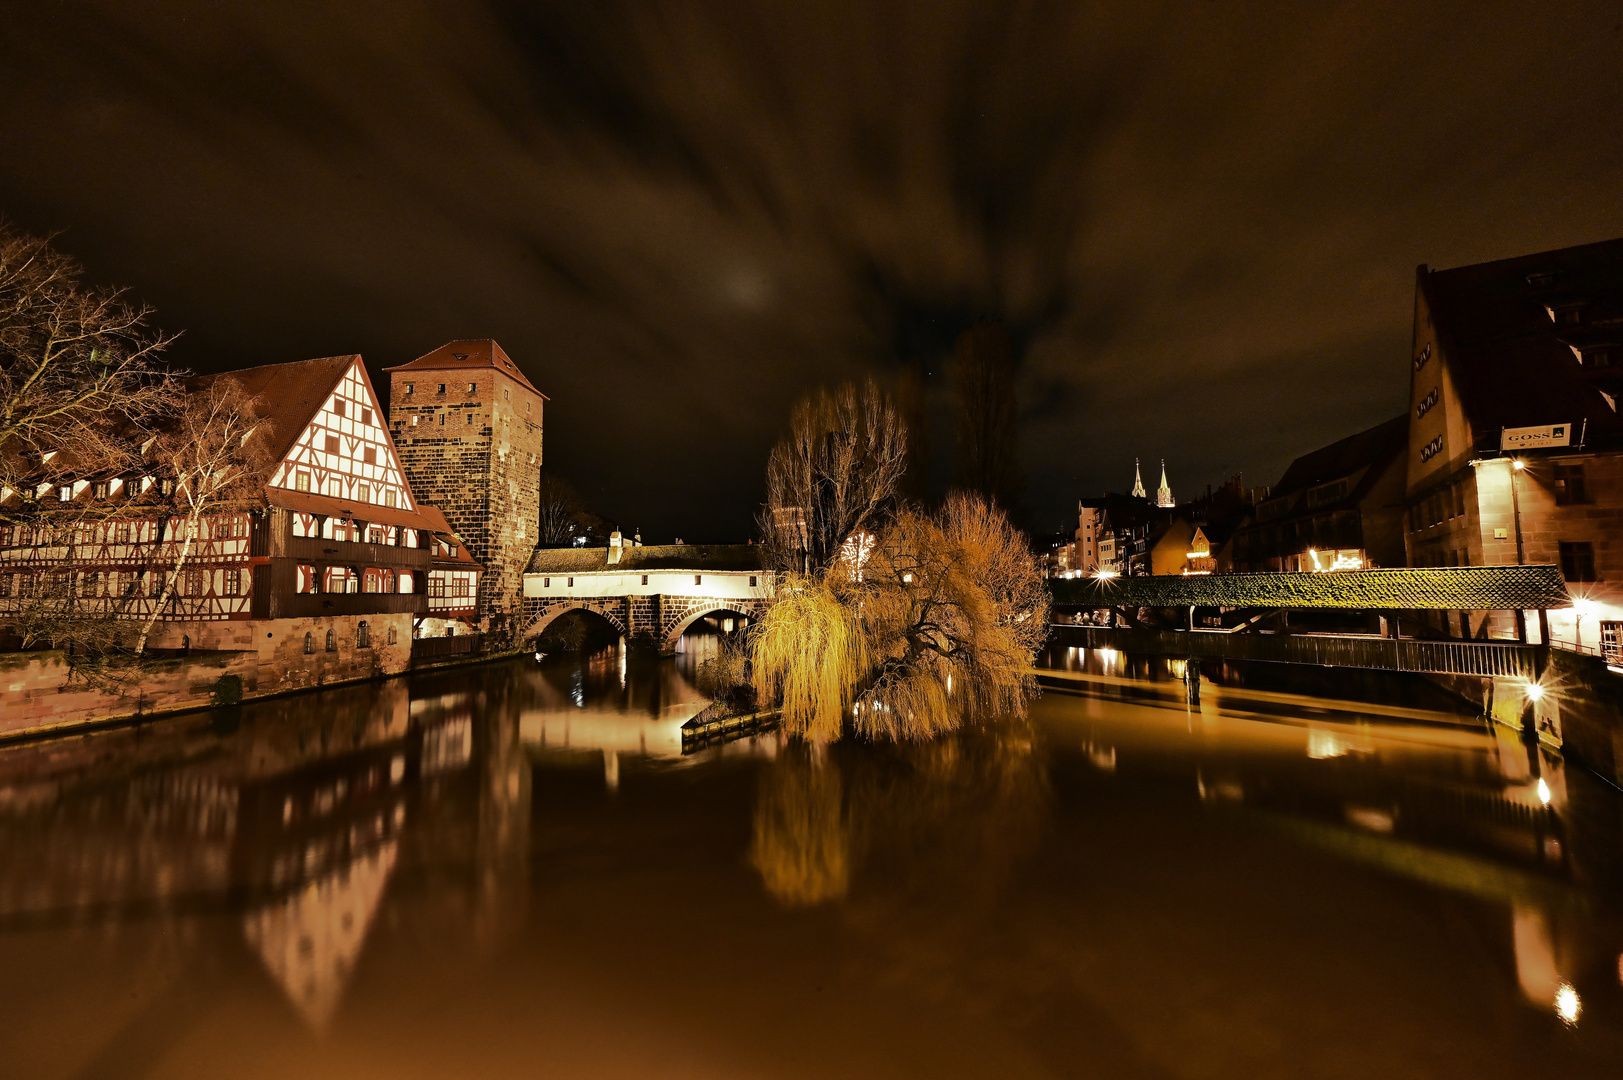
[{"left": 750, "top": 381, "right": 1049, "bottom": 740}]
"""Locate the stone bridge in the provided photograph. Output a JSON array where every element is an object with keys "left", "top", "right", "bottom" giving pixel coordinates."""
[{"left": 521, "top": 541, "right": 773, "bottom": 654}]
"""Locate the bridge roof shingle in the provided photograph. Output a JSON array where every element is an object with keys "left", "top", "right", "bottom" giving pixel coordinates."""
[
  {"left": 527, "top": 544, "right": 765, "bottom": 574},
  {"left": 1052, "top": 566, "right": 1572, "bottom": 611}
]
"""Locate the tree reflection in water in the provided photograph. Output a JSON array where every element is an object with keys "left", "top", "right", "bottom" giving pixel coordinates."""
[{"left": 750, "top": 722, "right": 1049, "bottom": 912}]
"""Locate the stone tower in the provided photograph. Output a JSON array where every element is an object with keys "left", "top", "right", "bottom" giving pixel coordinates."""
[{"left": 386, "top": 340, "right": 546, "bottom": 641}]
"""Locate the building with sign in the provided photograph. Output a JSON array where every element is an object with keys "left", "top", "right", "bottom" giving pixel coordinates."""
[{"left": 1403, "top": 237, "right": 1623, "bottom": 652}]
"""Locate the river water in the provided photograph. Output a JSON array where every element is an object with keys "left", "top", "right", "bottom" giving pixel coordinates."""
[{"left": 2, "top": 630, "right": 1622, "bottom": 1078}]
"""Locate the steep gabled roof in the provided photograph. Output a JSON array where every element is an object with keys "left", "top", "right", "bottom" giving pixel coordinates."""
[
  {"left": 195, "top": 355, "right": 356, "bottom": 467},
  {"left": 1272, "top": 416, "right": 1407, "bottom": 498},
  {"left": 384, "top": 339, "right": 547, "bottom": 397},
  {"left": 1423, "top": 238, "right": 1623, "bottom": 449}
]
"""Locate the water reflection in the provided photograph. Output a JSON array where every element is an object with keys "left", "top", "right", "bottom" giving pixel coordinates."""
[{"left": 0, "top": 641, "right": 1621, "bottom": 1076}]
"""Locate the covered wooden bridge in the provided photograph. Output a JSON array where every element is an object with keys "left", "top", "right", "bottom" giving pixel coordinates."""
[{"left": 1049, "top": 565, "right": 1572, "bottom": 680}]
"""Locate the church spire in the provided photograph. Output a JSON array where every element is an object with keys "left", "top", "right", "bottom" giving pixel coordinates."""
[
  {"left": 1130, "top": 458, "right": 1146, "bottom": 499},
  {"left": 1155, "top": 459, "right": 1176, "bottom": 508}
]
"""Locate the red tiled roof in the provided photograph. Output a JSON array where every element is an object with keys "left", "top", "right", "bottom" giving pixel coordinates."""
[
  {"left": 384, "top": 339, "right": 547, "bottom": 398},
  {"left": 193, "top": 355, "right": 356, "bottom": 467}
]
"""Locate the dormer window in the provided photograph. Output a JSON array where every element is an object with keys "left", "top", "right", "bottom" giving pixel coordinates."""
[
  {"left": 453, "top": 353, "right": 468, "bottom": 361},
  {"left": 1525, "top": 271, "right": 1561, "bottom": 289},
  {"left": 58, "top": 485, "right": 72, "bottom": 502},
  {"left": 92, "top": 482, "right": 108, "bottom": 500}
]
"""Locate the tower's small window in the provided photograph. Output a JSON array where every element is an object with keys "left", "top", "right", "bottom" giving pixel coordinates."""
[
  {"left": 437, "top": 383, "right": 446, "bottom": 395},
  {"left": 466, "top": 381, "right": 476, "bottom": 393},
  {"left": 404, "top": 382, "right": 414, "bottom": 395}
]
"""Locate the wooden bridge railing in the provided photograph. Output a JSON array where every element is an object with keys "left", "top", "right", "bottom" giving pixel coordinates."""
[{"left": 1052, "top": 624, "right": 1540, "bottom": 679}]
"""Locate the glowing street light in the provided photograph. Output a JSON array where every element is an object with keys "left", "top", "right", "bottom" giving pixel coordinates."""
[
  {"left": 1537, "top": 777, "right": 1551, "bottom": 805},
  {"left": 1556, "top": 982, "right": 1581, "bottom": 1025}
]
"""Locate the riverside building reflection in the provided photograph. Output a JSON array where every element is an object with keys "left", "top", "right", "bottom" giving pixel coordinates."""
[{"left": 0, "top": 634, "right": 1621, "bottom": 1077}]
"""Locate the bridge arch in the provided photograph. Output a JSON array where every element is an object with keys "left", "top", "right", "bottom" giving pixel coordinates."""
[
  {"left": 660, "top": 597, "right": 771, "bottom": 654},
  {"left": 521, "top": 598, "right": 630, "bottom": 648}
]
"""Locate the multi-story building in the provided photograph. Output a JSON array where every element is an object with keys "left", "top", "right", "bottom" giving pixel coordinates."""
[
  {"left": 0, "top": 354, "right": 481, "bottom": 692},
  {"left": 1402, "top": 238, "right": 1623, "bottom": 650},
  {"left": 1228, "top": 416, "right": 1407, "bottom": 573},
  {"left": 387, "top": 340, "right": 546, "bottom": 644}
]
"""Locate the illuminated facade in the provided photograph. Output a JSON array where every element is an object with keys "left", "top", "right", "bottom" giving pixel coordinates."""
[
  {"left": 1403, "top": 238, "right": 1623, "bottom": 650},
  {"left": 0, "top": 354, "right": 481, "bottom": 690}
]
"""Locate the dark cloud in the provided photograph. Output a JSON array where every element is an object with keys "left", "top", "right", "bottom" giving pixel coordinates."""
[{"left": 2, "top": 1, "right": 1620, "bottom": 538}]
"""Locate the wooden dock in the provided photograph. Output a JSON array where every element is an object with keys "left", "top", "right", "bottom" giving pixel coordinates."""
[{"left": 681, "top": 706, "right": 781, "bottom": 752}]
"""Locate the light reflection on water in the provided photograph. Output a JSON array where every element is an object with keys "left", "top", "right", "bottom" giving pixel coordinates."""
[{"left": 0, "top": 634, "right": 1619, "bottom": 1077}]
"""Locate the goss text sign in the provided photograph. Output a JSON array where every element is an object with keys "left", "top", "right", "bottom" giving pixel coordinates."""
[{"left": 1501, "top": 423, "right": 1572, "bottom": 451}]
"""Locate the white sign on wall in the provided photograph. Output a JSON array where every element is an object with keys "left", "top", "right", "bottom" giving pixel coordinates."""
[{"left": 1501, "top": 423, "right": 1571, "bottom": 450}]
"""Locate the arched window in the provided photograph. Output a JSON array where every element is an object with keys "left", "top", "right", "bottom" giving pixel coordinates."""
[
  {"left": 303, "top": 632, "right": 314, "bottom": 654},
  {"left": 325, "top": 629, "right": 336, "bottom": 652},
  {"left": 357, "top": 620, "right": 371, "bottom": 648}
]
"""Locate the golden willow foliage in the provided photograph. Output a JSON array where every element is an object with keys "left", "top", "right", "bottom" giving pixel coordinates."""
[
  {"left": 751, "top": 493, "right": 1049, "bottom": 741},
  {"left": 748, "top": 746, "right": 849, "bottom": 906},
  {"left": 750, "top": 575, "right": 868, "bottom": 742}
]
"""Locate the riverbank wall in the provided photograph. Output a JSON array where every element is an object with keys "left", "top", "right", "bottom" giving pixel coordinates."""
[{"left": 0, "top": 611, "right": 416, "bottom": 740}]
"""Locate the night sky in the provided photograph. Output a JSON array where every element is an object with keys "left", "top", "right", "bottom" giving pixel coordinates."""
[{"left": 3, "top": 2, "right": 1621, "bottom": 541}]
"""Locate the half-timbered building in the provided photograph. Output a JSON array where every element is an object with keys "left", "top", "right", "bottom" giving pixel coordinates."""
[{"left": 0, "top": 354, "right": 484, "bottom": 692}]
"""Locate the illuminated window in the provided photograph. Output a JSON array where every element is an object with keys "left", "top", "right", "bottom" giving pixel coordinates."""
[
  {"left": 1603, "top": 621, "right": 1622, "bottom": 664},
  {"left": 384, "top": 489, "right": 397, "bottom": 508},
  {"left": 410, "top": 415, "right": 419, "bottom": 426},
  {"left": 225, "top": 569, "right": 242, "bottom": 595},
  {"left": 295, "top": 471, "right": 311, "bottom": 492},
  {"left": 466, "top": 381, "right": 476, "bottom": 393},
  {"left": 404, "top": 382, "right": 414, "bottom": 396},
  {"left": 92, "top": 481, "right": 108, "bottom": 500},
  {"left": 437, "top": 383, "right": 446, "bottom": 394}
]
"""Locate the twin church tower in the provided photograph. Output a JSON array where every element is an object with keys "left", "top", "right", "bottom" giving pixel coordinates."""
[{"left": 1130, "top": 458, "right": 1176, "bottom": 509}]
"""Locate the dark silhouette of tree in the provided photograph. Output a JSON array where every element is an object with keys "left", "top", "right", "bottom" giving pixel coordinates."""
[{"left": 952, "top": 319, "right": 1019, "bottom": 515}]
